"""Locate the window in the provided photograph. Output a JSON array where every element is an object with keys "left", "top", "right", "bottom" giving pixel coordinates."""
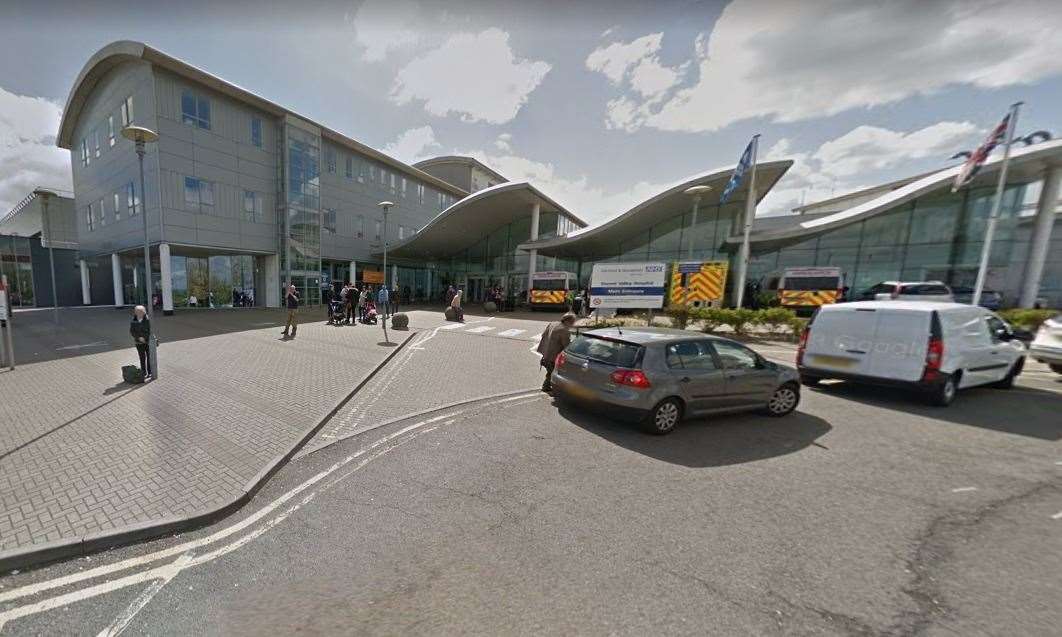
[
  {"left": 184, "top": 176, "right": 215, "bottom": 211},
  {"left": 113, "top": 192, "right": 121, "bottom": 221},
  {"left": 356, "top": 215, "right": 365, "bottom": 238},
  {"left": 565, "top": 336, "right": 642, "bottom": 367},
  {"left": 108, "top": 115, "right": 116, "bottom": 146},
  {"left": 985, "top": 315, "right": 1009, "bottom": 343},
  {"left": 126, "top": 182, "right": 140, "bottom": 216},
  {"left": 417, "top": 183, "right": 425, "bottom": 204},
  {"left": 181, "top": 90, "right": 211, "bottom": 129},
  {"left": 94, "top": 130, "right": 101, "bottom": 157},
  {"left": 379, "top": 169, "right": 388, "bottom": 189},
  {"left": 250, "top": 117, "right": 262, "bottom": 148},
  {"left": 390, "top": 173, "right": 397, "bottom": 193},
  {"left": 243, "top": 190, "right": 263, "bottom": 222},
  {"left": 86, "top": 203, "right": 94, "bottom": 231},
  {"left": 324, "top": 208, "right": 336, "bottom": 234},
  {"left": 398, "top": 225, "right": 405, "bottom": 240},
  {"left": 665, "top": 341, "right": 720, "bottom": 370},
  {"left": 400, "top": 177, "right": 407, "bottom": 197},
  {"left": 375, "top": 220, "right": 381, "bottom": 241},
  {"left": 345, "top": 156, "right": 353, "bottom": 179},
  {"left": 358, "top": 160, "right": 366, "bottom": 182},
  {"left": 80, "top": 138, "right": 89, "bottom": 167},
  {"left": 97, "top": 199, "right": 106, "bottom": 226},
  {"left": 325, "top": 148, "right": 336, "bottom": 174},
  {"left": 709, "top": 341, "right": 759, "bottom": 370},
  {"left": 121, "top": 96, "right": 134, "bottom": 126},
  {"left": 369, "top": 164, "right": 377, "bottom": 183}
]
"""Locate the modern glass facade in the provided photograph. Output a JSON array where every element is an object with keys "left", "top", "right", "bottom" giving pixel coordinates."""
[
  {"left": 282, "top": 124, "right": 323, "bottom": 306},
  {"left": 0, "top": 235, "right": 36, "bottom": 307}
]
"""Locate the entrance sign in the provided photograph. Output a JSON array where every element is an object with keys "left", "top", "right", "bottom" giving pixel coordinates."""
[
  {"left": 590, "top": 263, "right": 667, "bottom": 309},
  {"left": 363, "top": 270, "right": 385, "bottom": 284}
]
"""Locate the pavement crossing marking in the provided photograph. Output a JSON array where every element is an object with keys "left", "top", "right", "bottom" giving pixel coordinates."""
[
  {"left": 951, "top": 487, "right": 978, "bottom": 493},
  {"left": 496, "top": 329, "right": 526, "bottom": 337},
  {"left": 465, "top": 326, "right": 495, "bottom": 333},
  {"left": 439, "top": 323, "right": 465, "bottom": 330}
]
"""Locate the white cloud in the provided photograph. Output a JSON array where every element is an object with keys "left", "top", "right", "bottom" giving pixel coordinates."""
[
  {"left": 760, "top": 121, "right": 980, "bottom": 215},
  {"left": 382, "top": 125, "right": 440, "bottom": 163},
  {"left": 494, "top": 133, "right": 513, "bottom": 152},
  {"left": 349, "top": 0, "right": 420, "bottom": 62},
  {"left": 593, "top": 0, "right": 1062, "bottom": 132},
  {"left": 391, "top": 28, "right": 551, "bottom": 124},
  {"left": 0, "top": 87, "right": 71, "bottom": 216},
  {"left": 585, "top": 33, "right": 688, "bottom": 129}
]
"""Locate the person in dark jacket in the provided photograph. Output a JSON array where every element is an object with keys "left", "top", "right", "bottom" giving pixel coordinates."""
[
  {"left": 282, "top": 284, "right": 300, "bottom": 338},
  {"left": 130, "top": 305, "right": 152, "bottom": 378},
  {"left": 536, "top": 313, "right": 576, "bottom": 392}
]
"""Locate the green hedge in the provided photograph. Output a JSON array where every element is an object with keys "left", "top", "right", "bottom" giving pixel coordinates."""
[
  {"left": 662, "top": 306, "right": 806, "bottom": 338},
  {"left": 998, "top": 308, "right": 1057, "bottom": 330}
]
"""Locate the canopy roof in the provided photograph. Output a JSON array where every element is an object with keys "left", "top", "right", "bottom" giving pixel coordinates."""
[
  {"left": 381, "top": 181, "right": 584, "bottom": 260},
  {"left": 518, "top": 160, "right": 793, "bottom": 257},
  {"left": 737, "top": 139, "right": 1062, "bottom": 252}
]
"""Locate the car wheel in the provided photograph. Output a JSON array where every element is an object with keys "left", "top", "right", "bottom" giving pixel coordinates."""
[
  {"left": 927, "top": 374, "right": 957, "bottom": 407},
  {"left": 1050, "top": 364, "right": 1062, "bottom": 375},
  {"left": 643, "top": 398, "right": 683, "bottom": 435},
  {"left": 765, "top": 383, "right": 800, "bottom": 417},
  {"left": 991, "top": 358, "right": 1024, "bottom": 389},
  {"left": 799, "top": 374, "right": 821, "bottom": 387}
]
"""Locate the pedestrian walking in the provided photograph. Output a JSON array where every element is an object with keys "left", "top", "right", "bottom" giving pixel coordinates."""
[
  {"left": 130, "top": 305, "right": 152, "bottom": 379},
  {"left": 281, "top": 284, "right": 300, "bottom": 338},
  {"left": 536, "top": 313, "right": 576, "bottom": 392},
  {"left": 358, "top": 285, "right": 370, "bottom": 322},
  {"left": 377, "top": 284, "right": 390, "bottom": 319}
]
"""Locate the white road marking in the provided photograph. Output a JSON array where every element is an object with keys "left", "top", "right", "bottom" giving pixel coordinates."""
[
  {"left": 1052, "top": 511, "right": 1062, "bottom": 520},
  {"left": 439, "top": 323, "right": 465, "bottom": 330},
  {"left": 55, "top": 341, "right": 107, "bottom": 351},
  {"left": 0, "top": 391, "right": 540, "bottom": 628},
  {"left": 464, "top": 326, "right": 495, "bottom": 333},
  {"left": 96, "top": 553, "right": 193, "bottom": 637},
  {"left": 950, "top": 487, "right": 978, "bottom": 493},
  {"left": 496, "top": 329, "right": 526, "bottom": 337},
  {"left": 528, "top": 334, "right": 542, "bottom": 358}
]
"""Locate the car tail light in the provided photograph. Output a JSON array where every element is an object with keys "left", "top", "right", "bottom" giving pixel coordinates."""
[
  {"left": 796, "top": 326, "right": 809, "bottom": 366},
  {"left": 922, "top": 337, "right": 943, "bottom": 381},
  {"left": 609, "top": 369, "right": 651, "bottom": 389},
  {"left": 555, "top": 351, "right": 566, "bottom": 368}
]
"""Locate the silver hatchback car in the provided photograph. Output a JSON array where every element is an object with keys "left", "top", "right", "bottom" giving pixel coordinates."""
[{"left": 551, "top": 327, "right": 801, "bottom": 434}]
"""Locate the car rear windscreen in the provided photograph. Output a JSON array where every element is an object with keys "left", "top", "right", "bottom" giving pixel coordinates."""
[
  {"left": 566, "top": 336, "right": 642, "bottom": 367},
  {"left": 784, "top": 276, "right": 840, "bottom": 290}
]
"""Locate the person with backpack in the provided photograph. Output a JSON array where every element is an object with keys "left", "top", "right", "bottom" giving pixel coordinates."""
[{"left": 130, "top": 305, "right": 152, "bottom": 379}]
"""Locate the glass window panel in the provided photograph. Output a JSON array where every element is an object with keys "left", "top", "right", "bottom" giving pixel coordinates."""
[
  {"left": 181, "top": 91, "right": 196, "bottom": 125},
  {"left": 197, "top": 96, "right": 211, "bottom": 129}
]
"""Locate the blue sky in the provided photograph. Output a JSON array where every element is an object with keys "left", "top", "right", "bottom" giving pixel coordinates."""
[{"left": 2, "top": 0, "right": 1061, "bottom": 222}]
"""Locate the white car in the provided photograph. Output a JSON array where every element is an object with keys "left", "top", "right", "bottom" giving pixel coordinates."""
[
  {"left": 797, "top": 301, "right": 1026, "bottom": 406},
  {"left": 858, "top": 281, "right": 954, "bottom": 302},
  {"left": 1029, "top": 313, "right": 1062, "bottom": 374}
]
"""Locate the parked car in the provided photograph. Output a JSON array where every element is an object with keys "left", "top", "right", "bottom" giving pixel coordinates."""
[
  {"left": 550, "top": 327, "right": 800, "bottom": 434},
  {"left": 797, "top": 301, "right": 1026, "bottom": 406},
  {"left": 1029, "top": 313, "right": 1062, "bottom": 374},
  {"left": 951, "top": 286, "right": 1003, "bottom": 310},
  {"left": 857, "top": 281, "right": 954, "bottom": 302}
]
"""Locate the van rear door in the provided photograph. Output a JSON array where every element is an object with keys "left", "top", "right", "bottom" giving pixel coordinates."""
[{"left": 804, "top": 307, "right": 929, "bottom": 381}]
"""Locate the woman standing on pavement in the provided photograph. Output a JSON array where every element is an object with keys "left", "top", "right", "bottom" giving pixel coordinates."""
[{"left": 130, "top": 305, "right": 152, "bottom": 379}]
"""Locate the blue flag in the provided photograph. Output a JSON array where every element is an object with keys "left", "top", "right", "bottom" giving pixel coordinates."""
[{"left": 721, "top": 138, "right": 756, "bottom": 204}]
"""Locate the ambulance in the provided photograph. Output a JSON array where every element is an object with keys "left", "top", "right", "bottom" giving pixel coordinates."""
[
  {"left": 770, "top": 266, "right": 845, "bottom": 314},
  {"left": 530, "top": 271, "right": 575, "bottom": 310}
]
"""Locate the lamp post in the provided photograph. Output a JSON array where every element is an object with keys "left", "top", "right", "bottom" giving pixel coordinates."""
[
  {"left": 378, "top": 201, "right": 394, "bottom": 341},
  {"left": 32, "top": 188, "right": 60, "bottom": 324},
  {"left": 121, "top": 125, "right": 160, "bottom": 377},
  {"left": 681, "top": 185, "right": 713, "bottom": 308}
]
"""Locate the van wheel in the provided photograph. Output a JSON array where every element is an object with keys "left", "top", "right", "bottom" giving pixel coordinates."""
[
  {"left": 642, "top": 398, "right": 683, "bottom": 435},
  {"left": 765, "top": 383, "right": 800, "bottom": 417},
  {"left": 927, "top": 375, "right": 957, "bottom": 407},
  {"left": 799, "top": 374, "right": 821, "bottom": 387},
  {"left": 991, "top": 359, "right": 1024, "bottom": 389}
]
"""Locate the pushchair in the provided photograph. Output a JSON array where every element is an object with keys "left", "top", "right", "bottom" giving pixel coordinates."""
[
  {"left": 327, "top": 299, "right": 345, "bottom": 325},
  {"left": 360, "top": 301, "right": 378, "bottom": 325}
]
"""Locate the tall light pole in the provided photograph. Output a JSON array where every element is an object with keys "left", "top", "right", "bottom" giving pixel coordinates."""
[
  {"left": 681, "top": 185, "right": 712, "bottom": 308},
  {"left": 33, "top": 189, "right": 60, "bottom": 324},
  {"left": 378, "top": 201, "right": 394, "bottom": 340},
  {"left": 121, "top": 125, "right": 160, "bottom": 377}
]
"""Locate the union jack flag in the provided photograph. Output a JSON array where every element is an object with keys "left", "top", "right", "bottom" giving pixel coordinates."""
[{"left": 953, "top": 113, "right": 1011, "bottom": 191}]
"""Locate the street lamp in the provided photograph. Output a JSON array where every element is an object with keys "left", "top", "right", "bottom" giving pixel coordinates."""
[
  {"left": 377, "top": 201, "right": 394, "bottom": 341},
  {"left": 121, "top": 125, "right": 160, "bottom": 378},
  {"left": 681, "top": 185, "right": 713, "bottom": 308},
  {"left": 683, "top": 185, "right": 712, "bottom": 260},
  {"left": 32, "top": 188, "right": 60, "bottom": 325}
]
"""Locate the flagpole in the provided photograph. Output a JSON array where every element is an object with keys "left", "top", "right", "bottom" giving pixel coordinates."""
[
  {"left": 734, "top": 134, "right": 760, "bottom": 309},
  {"left": 972, "top": 102, "right": 1021, "bottom": 307}
]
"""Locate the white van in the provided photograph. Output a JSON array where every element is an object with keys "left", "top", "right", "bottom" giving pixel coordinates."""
[{"left": 796, "top": 301, "right": 1026, "bottom": 405}]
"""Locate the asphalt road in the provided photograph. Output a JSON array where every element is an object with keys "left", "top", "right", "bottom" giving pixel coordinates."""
[{"left": 1, "top": 325, "right": 1060, "bottom": 636}]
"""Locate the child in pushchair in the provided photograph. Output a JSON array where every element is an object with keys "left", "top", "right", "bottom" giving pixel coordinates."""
[
  {"left": 327, "top": 298, "right": 345, "bottom": 325},
  {"left": 361, "top": 300, "right": 379, "bottom": 325}
]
